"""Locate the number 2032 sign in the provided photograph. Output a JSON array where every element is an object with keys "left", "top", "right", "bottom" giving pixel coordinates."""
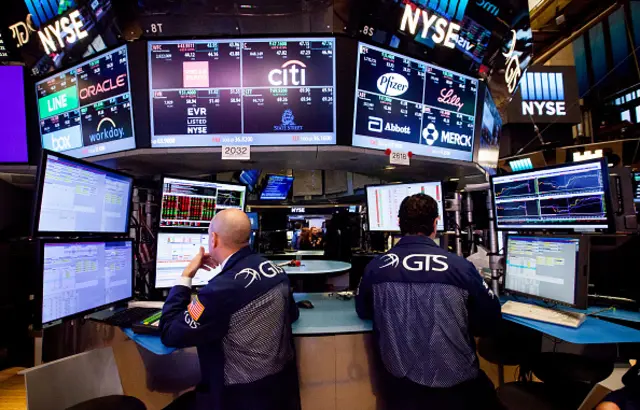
[{"left": 222, "top": 146, "right": 251, "bottom": 160}]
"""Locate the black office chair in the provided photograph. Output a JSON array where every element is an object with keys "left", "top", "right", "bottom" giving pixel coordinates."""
[{"left": 66, "top": 395, "right": 146, "bottom": 410}]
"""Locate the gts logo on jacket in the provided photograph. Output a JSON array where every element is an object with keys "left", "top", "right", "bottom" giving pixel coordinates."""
[{"left": 379, "top": 253, "right": 449, "bottom": 272}]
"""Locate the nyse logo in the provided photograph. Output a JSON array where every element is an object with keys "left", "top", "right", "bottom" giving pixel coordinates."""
[
  {"left": 268, "top": 60, "right": 306, "bottom": 86},
  {"left": 477, "top": 0, "right": 499, "bottom": 16},
  {"left": 522, "top": 101, "right": 566, "bottom": 116},
  {"left": 51, "top": 135, "right": 72, "bottom": 151},
  {"left": 376, "top": 73, "right": 409, "bottom": 97},
  {"left": 368, "top": 116, "right": 383, "bottom": 133},
  {"left": 520, "top": 72, "right": 567, "bottom": 117},
  {"left": 399, "top": 5, "right": 462, "bottom": 50}
]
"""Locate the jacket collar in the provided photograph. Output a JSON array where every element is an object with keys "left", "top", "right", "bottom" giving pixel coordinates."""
[
  {"left": 218, "top": 246, "right": 254, "bottom": 274},
  {"left": 396, "top": 235, "right": 438, "bottom": 248}
]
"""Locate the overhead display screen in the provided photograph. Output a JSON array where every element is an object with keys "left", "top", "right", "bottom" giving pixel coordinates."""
[
  {"left": 35, "top": 45, "right": 136, "bottom": 159},
  {"left": 353, "top": 43, "right": 478, "bottom": 161},
  {"left": 148, "top": 38, "right": 336, "bottom": 147}
]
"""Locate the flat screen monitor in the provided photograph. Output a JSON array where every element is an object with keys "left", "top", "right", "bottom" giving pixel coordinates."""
[
  {"left": 35, "top": 45, "right": 136, "bottom": 158},
  {"left": 34, "top": 150, "right": 134, "bottom": 235},
  {"left": 155, "top": 233, "right": 220, "bottom": 289},
  {"left": 632, "top": 172, "right": 640, "bottom": 207},
  {"left": 247, "top": 212, "right": 259, "bottom": 230},
  {"left": 148, "top": 38, "right": 336, "bottom": 147},
  {"left": 366, "top": 182, "right": 445, "bottom": 232},
  {"left": 0, "top": 66, "right": 28, "bottom": 163},
  {"left": 239, "top": 170, "right": 260, "bottom": 192},
  {"left": 491, "top": 159, "right": 613, "bottom": 231},
  {"left": 477, "top": 87, "right": 502, "bottom": 175},
  {"left": 260, "top": 175, "right": 294, "bottom": 200},
  {"left": 352, "top": 43, "right": 478, "bottom": 162},
  {"left": 160, "top": 177, "right": 246, "bottom": 229},
  {"left": 505, "top": 235, "right": 589, "bottom": 308},
  {"left": 40, "top": 239, "right": 134, "bottom": 327}
]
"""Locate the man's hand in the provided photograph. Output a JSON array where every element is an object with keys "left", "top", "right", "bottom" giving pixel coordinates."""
[{"left": 182, "top": 247, "right": 215, "bottom": 278}]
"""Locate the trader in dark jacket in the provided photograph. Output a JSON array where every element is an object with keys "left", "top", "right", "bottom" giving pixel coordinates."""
[
  {"left": 161, "top": 209, "right": 300, "bottom": 410},
  {"left": 356, "top": 194, "right": 502, "bottom": 410}
]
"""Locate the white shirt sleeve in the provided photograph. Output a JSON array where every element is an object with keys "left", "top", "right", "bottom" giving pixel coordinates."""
[{"left": 175, "top": 276, "right": 193, "bottom": 288}]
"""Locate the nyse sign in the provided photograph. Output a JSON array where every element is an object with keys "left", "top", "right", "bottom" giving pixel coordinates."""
[
  {"left": 9, "top": 10, "right": 88, "bottom": 55},
  {"left": 399, "top": 4, "right": 462, "bottom": 50}
]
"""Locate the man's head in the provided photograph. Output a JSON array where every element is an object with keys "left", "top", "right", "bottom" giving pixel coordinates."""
[
  {"left": 208, "top": 209, "right": 251, "bottom": 264},
  {"left": 398, "top": 194, "right": 440, "bottom": 238},
  {"left": 294, "top": 222, "right": 302, "bottom": 230}
]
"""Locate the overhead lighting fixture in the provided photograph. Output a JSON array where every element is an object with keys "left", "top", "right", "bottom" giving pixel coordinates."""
[
  {"left": 384, "top": 165, "right": 396, "bottom": 170},
  {"left": 573, "top": 149, "right": 603, "bottom": 162},
  {"left": 449, "top": 178, "right": 460, "bottom": 182}
]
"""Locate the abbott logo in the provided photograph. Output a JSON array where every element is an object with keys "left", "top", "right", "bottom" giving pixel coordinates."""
[
  {"left": 368, "top": 116, "right": 383, "bottom": 132},
  {"left": 88, "top": 117, "right": 125, "bottom": 143},
  {"left": 268, "top": 60, "right": 306, "bottom": 86},
  {"left": 377, "top": 73, "right": 409, "bottom": 97},
  {"left": 422, "top": 123, "right": 439, "bottom": 146},
  {"left": 51, "top": 135, "right": 73, "bottom": 151}
]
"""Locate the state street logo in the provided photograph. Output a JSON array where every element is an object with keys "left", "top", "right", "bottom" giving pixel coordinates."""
[
  {"left": 88, "top": 117, "right": 125, "bottom": 144},
  {"left": 422, "top": 123, "right": 439, "bottom": 146},
  {"left": 274, "top": 109, "right": 303, "bottom": 131},
  {"left": 376, "top": 73, "right": 409, "bottom": 97},
  {"left": 268, "top": 60, "right": 307, "bottom": 86}
]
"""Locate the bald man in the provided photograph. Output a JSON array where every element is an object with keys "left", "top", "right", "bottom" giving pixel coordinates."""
[{"left": 160, "top": 209, "right": 300, "bottom": 410}]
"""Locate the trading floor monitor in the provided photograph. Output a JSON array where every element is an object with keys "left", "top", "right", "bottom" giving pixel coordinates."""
[
  {"left": 34, "top": 150, "right": 134, "bottom": 235},
  {"left": 155, "top": 232, "right": 220, "bottom": 289},
  {"left": 504, "top": 235, "right": 589, "bottom": 309},
  {"left": 40, "top": 239, "right": 134, "bottom": 327}
]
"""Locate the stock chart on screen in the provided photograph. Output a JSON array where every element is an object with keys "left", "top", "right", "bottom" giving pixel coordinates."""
[{"left": 492, "top": 160, "right": 611, "bottom": 230}]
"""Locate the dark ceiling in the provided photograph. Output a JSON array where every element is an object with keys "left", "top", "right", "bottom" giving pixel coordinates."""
[{"left": 530, "top": 0, "right": 618, "bottom": 63}]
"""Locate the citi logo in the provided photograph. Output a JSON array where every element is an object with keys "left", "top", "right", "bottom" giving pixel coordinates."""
[
  {"left": 477, "top": 0, "right": 499, "bottom": 16},
  {"left": 376, "top": 73, "right": 409, "bottom": 97},
  {"left": 80, "top": 74, "right": 127, "bottom": 100},
  {"left": 51, "top": 135, "right": 72, "bottom": 151},
  {"left": 268, "top": 60, "right": 306, "bottom": 86}
]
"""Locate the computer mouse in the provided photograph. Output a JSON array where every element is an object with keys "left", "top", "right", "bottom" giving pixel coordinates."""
[{"left": 297, "top": 300, "right": 314, "bottom": 309}]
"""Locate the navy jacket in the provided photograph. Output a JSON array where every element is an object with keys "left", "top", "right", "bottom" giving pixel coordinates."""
[
  {"left": 356, "top": 236, "right": 501, "bottom": 388},
  {"left": 160, "top": 247, "right": 300, "bottom": 410}
]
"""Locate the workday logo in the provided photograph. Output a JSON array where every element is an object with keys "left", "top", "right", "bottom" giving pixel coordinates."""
[
  {"left": 88, "top": 117, "right": 125, "bottom": 144},
  {"left": 376, "top": 73, "right": 409, "bottom": 97},
  {"left": 274, "top": 109, "right": 303, "bottom": 131},
  {"left": 268, "top": 60, "right": 306, "bottom": 86}
]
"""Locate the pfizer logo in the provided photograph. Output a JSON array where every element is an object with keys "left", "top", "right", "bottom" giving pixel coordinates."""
[
  {"left": 376, "top": 73, "right": 409, "bottom": 97},
  {"left": 422, "top": 123, "right": 439, "bottom": 146}
]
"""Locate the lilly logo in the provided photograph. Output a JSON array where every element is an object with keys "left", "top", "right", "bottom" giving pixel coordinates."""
[
  {"left": 379, "top": 253, "right": 400, "bottom": 269},
  {"left": 52, "top": 135, "right": 72, "bottom": 151},
  {"left": 376, "top": 73, "right": 409, "bottom": 97},
  {"left": 268, "top": 60, "right": 306, "bottom": 86}
]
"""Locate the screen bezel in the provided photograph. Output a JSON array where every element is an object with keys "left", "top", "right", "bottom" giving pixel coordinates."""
[
  {"left": 259, "top": 174, "right": 294, "bottom": 201},
  {"left": 364, "top": 181, "right": 445, "bottom": 232},
  {"left": 158, "top": 175, "right": 248, "bottom": 231},
  {"left": 32, "top": 149, "right": 134, "bottom": 237},
  {"left": 504, "top": 234, "right": 590, "bottom": 309},
  {"left": 36, "top": 237, "right": 135, "bottom": 329},
  {"left": 351, "top": 41, "right": 479, "bottom": 162},
  {"left": 34, "top": 44, "right": 137, "bottom": 159},
  {"left": 490, "top": 158, "right": 615, "bottom": 232},
  {"left": 146, "top": 37, "right": 337, "bottom": 148}
]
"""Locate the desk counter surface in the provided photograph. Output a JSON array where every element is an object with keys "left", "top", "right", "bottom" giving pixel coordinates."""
[{"left": 276, "top": 260, "right": 352, "bottom": 275}]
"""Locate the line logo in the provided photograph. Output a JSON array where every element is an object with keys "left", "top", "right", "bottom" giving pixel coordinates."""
[
  {"left": 268, "top": 60, "right": 307, "bottom": 86},
  {"left": 376, "top": 73, "right": 409, "bottom": 97}
]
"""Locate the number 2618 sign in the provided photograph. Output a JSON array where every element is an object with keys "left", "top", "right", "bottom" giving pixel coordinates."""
[{"left": 222, "top": 146, "right": 250, "bottom": 160}]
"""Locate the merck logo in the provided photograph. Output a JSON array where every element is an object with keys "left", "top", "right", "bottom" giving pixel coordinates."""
[
  {"left": 520, "top": 72, "right": 567, "bottom": 116},
  {"left": 268, "top": 60, "right": 306, "bottom": 86}
]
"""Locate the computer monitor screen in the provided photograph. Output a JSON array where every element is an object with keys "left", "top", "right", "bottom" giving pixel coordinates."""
[
  {"left": 148, "top": 38, "right": 336, "bottom": 148},
  {"left": 41, "top": 239, "right": 133, "bottom": 326},
  {"left": 247, "top": 212, "right": 259, "bottom": 230},
  {"left": 632, "top": 172, "right": 640, "bottom": 208},
  {"left": 366, "top": 182, "right": 444, "bottom": 232},
  {"left": 352, "top": 43, "right": 478, "bottom": 162},
  {"left": 35, "top": 151, "right": 133, "bottom": 235},
  {"left": 35, "top": 45, "right": 136, "bottom": 158},
  {"left": 239, "top": 170, "right": 260, "bottom": 192},
  {"left": 491, "top": 159, "right": 613, "bottom": 231},
  {"left": 260, "top": 175, "right": 294, "bottom": 200},
  {"left": 160, "top": 177, "right": 246, "bottom": 229},
  {"left": 155, "top": 233, "right": 220, "bottom": 289},
  {"left": 505, "top": 235, "right": 588, "bottom": 308},
  {"left": 0, "top": 66, "right": 28, "bottom": 163}
]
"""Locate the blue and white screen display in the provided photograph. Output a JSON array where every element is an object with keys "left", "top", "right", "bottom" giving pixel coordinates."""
[
  {"left": 352, "top": 43, "right": 478, "bottom": 161},
  {"left": 148, "top": 38, "right": 336, "bottom": 147},
  {"left": 260, "top": 175, "right": 294, "bottom": 200},
  {"left": 38, "top": 154, "right": 132, "bottom": 234},
  {"left": 42, "top": 240, "right": 133, "bottom": 325}
]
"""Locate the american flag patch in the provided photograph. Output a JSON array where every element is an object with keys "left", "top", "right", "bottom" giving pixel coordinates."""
[{"left": 188, "top": 296, "right": 205, "bottom": 321}]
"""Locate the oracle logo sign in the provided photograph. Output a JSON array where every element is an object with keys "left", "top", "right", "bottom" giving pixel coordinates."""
[{"left": 79, "top": 74, "right": 127, "bottom": 100}]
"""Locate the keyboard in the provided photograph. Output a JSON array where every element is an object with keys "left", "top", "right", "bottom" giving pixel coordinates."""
[
  {"left": 102, "top": 307, "right": 162, "bottom": 328},
  {"left": 501, "top": 300, "right": 586, "bottom": 328}
]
